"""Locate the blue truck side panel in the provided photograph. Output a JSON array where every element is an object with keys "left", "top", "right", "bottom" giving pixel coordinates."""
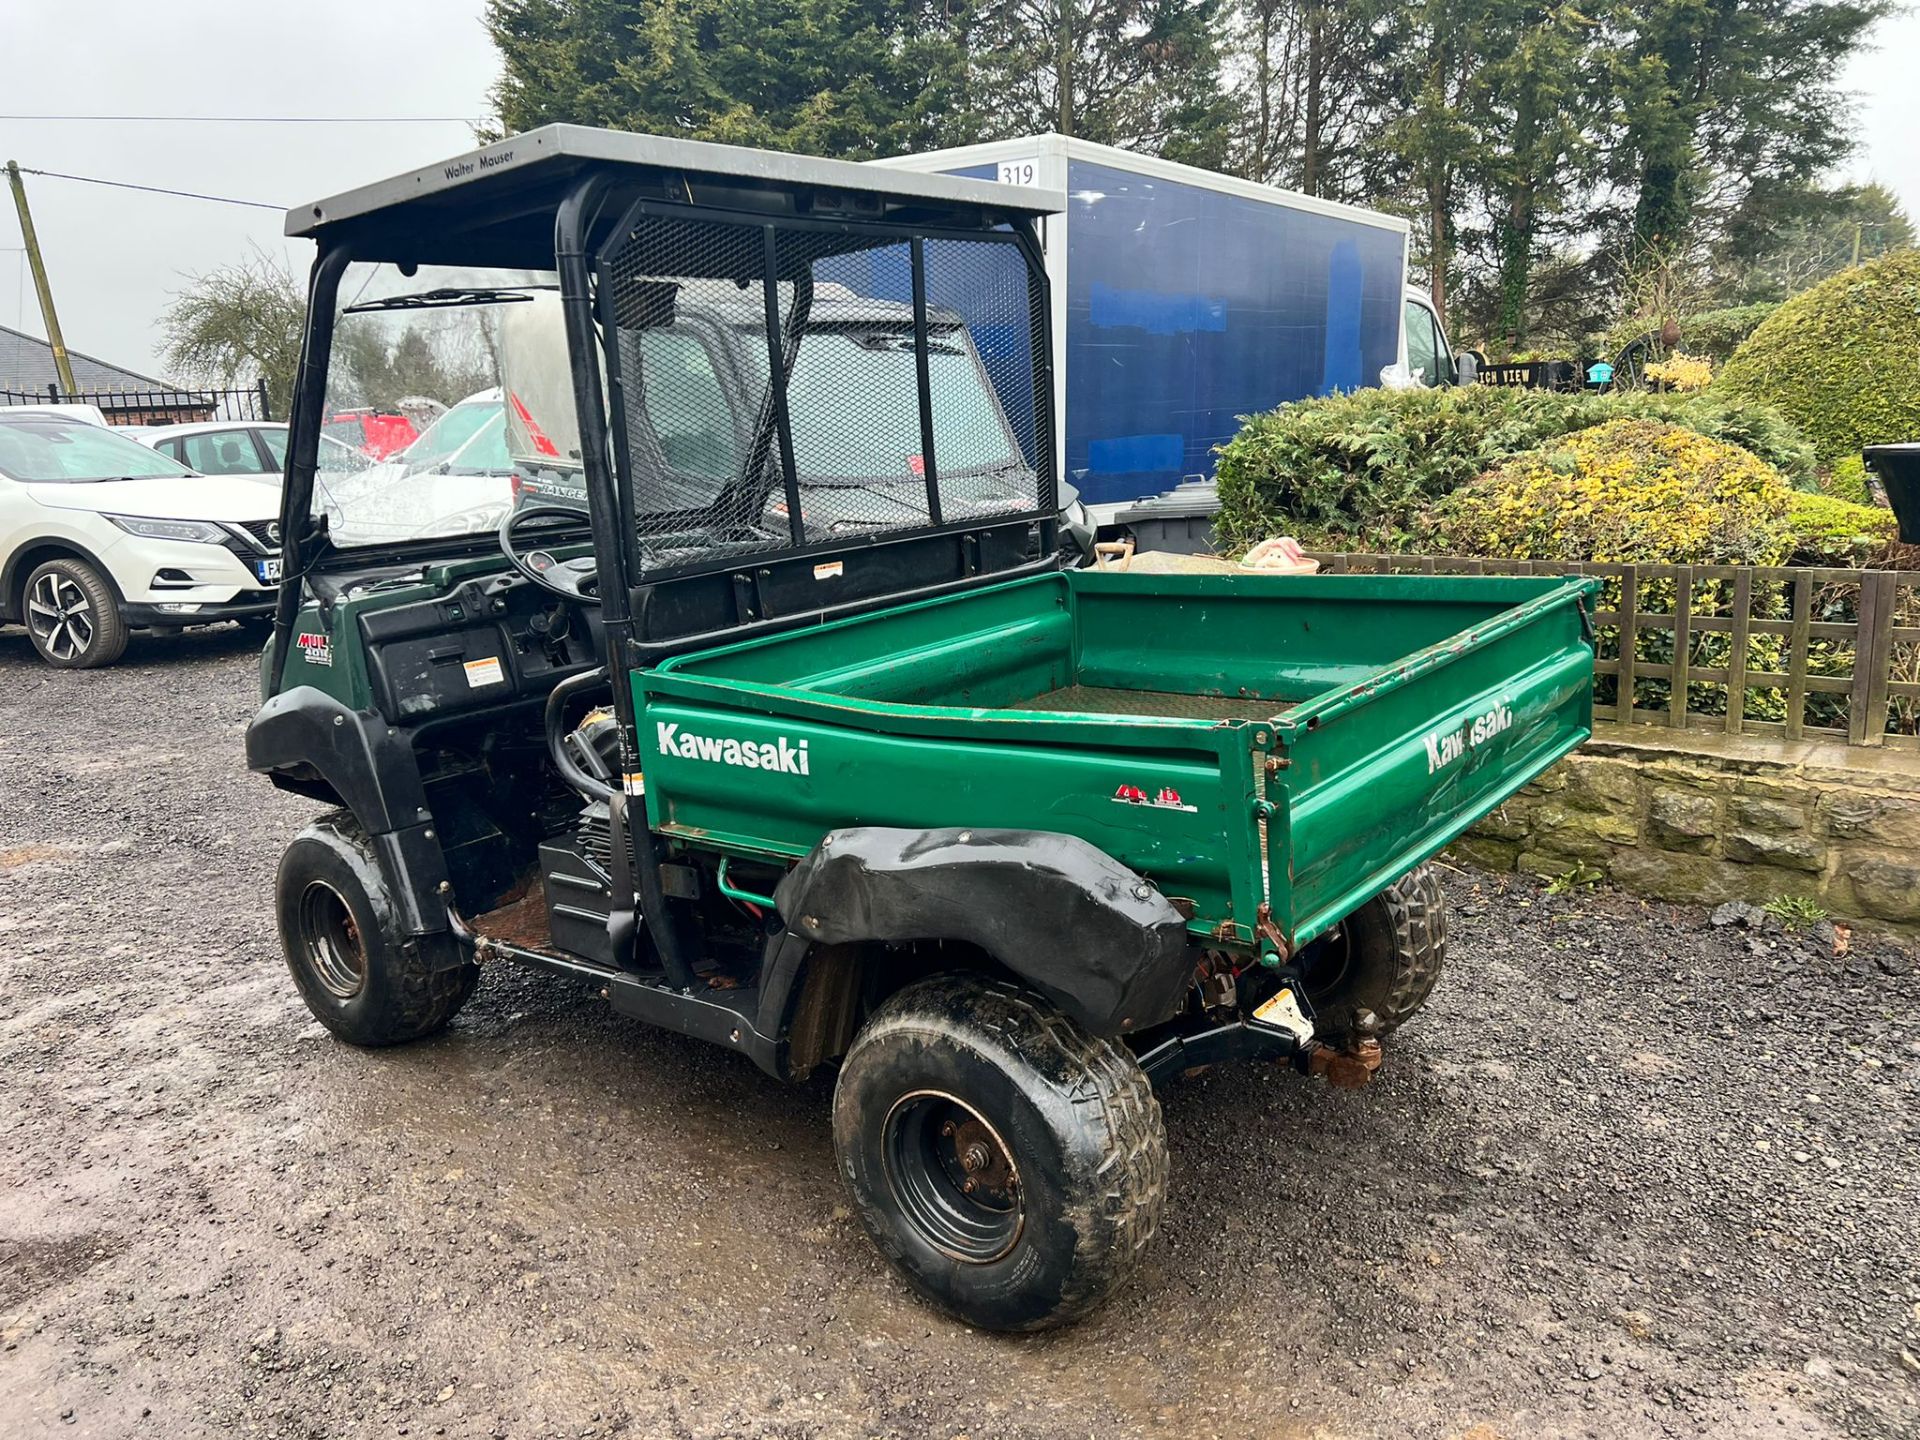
[
  {"left": 898, "top": 147, "right": 1408, "bottom": 509},
  {"left": 1062, "top": 160, "right": 1403, "bottom": 506}
]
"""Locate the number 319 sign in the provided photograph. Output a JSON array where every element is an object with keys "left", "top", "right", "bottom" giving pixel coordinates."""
[{"left": 996, "top": 157, "right": 1041, "bottom": 187}]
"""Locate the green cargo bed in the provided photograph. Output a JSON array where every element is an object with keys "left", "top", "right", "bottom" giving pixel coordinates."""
[{"left": 635, "top": 567, "right": 1598, "bottom": 953}]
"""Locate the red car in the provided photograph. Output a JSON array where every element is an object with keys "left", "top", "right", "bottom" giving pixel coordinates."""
[{"left": 322, "top": 409, "right": 420, "bottom": 460}]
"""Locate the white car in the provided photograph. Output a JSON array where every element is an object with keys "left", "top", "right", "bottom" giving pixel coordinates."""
[
  {"left": 0, "top": 411, "right": 282, "bottom": 668},
  {"left": 129, "top": 419, "right": 370, "bottom": 482},
  {"left": 316, "top": 388, "right": 517, "bottom": 546}
]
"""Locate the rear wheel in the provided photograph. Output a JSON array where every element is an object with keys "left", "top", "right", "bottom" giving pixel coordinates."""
[
  {"left": 275, "top": 811, "right": 476, "bottom": 1045},
  {"left": 23, "top": 557, "right": 127, "bottom": 668},
  {"left": 832, "top": 974, "right": 1167, "bottom": 1332},
  {"left": 1297, "top": 863, "right": 1447, "bottom": 1043}
]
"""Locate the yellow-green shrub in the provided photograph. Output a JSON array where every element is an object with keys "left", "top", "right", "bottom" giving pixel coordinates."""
[
  {"left": 1428, "top": 419, "right": 1794, "bottom": 564},
  {"left": 1823, "top": 454, "right": 1872, "bottom": 504},
  {"left": 1644, "top": 352, "right": 1714, "bottom": 392},
  {"left": 1784, "top": 491, "right": 1896, "bottom": 565},
  {"left": 1718, "top": 249, "right": 1920, "bottom": 464},
  {"left": 1213, "top": 386, "right": 1820, "bottom": 552}
]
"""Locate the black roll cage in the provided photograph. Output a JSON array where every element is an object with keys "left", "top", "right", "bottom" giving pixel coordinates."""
[{"left": 270, "top": 167, "right": 1059, "bottom": 695}]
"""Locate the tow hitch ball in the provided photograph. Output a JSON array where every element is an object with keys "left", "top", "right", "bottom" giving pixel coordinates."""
[
  {"left": 1302, "top": 1032, "right": 1385, "bottom": 1089},
  {"left": 1293, "top": 996, "right": 1385, "bottom": 1089}
]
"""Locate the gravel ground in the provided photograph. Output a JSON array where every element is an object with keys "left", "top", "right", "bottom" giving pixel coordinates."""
[{"left": 2, "top": 624, "right": 1918, "bottom": 1440}]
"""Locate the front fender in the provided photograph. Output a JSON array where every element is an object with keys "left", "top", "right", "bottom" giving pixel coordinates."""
[
  {"left": 769, "top": 826, "right": 1193, "bottom": 1038},
  {"left": 246, "top": 685, "right": 427, "bottom": 831},
  {"left": 246, "top": 686, "right": 454, "bottom": 952}
]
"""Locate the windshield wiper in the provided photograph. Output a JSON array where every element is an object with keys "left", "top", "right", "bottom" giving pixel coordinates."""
[
  {"left": 845, "top": 330, "right": 965, "bottom": 356},
  {"left": 343, "top": 285, "right": 557, "bottom": 315}
]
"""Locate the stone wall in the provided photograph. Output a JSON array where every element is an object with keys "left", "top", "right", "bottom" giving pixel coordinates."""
[{"left": 1451, "top": 726, "right": 1920, "bottom": 935}]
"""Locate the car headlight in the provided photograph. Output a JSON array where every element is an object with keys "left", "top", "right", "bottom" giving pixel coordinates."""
[
  {"left": 106, "top": 514, "right": 231, "bottom": 544},
  {"left": 440, "top": 503, "right": 512, "bottom": 535}
]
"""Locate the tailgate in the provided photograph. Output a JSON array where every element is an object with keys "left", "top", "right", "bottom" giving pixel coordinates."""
[{"left": 1270, "top": 575, "right": 1599, "bottom": 949}]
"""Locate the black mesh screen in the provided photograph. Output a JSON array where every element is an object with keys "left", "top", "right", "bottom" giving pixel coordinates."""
[
  {"left": 922, "top": 237, "right": 1043, "bottom": 523},
  {"left": 598, "top": 209, "right": 1047, "bottom": 578}
]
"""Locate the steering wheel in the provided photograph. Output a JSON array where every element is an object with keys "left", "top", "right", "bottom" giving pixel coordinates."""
[{"left": 498, "top": 504, "right": 600, "bottom": 603}]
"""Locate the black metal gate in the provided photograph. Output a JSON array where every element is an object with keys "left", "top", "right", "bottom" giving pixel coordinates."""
[{"left": 0, "top": 379, "right": 272, "bottom": 424}]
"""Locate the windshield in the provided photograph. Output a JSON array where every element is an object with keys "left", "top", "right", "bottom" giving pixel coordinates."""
[
  {"left": 315, "top": 263, "right": 560, "bottom": 548},
  {"left": 0, "top": 416, "right": 194, "bottom": 483}
]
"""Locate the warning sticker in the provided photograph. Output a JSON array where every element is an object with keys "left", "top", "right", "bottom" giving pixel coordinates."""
[
  {"left": 813, "top": 560, "right": 844, "bottom": 581},
  {"left": 1252, "top": 986, "right": 1315, "bottom": 1045},
  {"left": 463, "top": 656, "right": 506, "bottom": 688}
]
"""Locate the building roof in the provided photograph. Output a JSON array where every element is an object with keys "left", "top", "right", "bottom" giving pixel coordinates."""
[{"left": 0, "top": 322, "right": 182, "bottom": 396}]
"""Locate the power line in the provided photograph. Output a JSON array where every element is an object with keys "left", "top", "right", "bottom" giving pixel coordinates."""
[
  {"left": 15, "top": 167, "right": 284, "bottom": 211},
  {"left": 0, "top": 114, "right": 478, "bottom": 125}
]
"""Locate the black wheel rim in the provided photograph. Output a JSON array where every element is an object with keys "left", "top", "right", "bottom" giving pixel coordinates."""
[
  {"left": 299, "top": 881, "right": 367, "bottom": 1000},
  {"left": 882, "top": 1090, "right": 1024, "bottom": 1264}
]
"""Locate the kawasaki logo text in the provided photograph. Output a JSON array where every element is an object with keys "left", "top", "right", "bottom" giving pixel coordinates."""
[
  {"left": 656, "top": 723, "right": 810, "bottom": 775},
  {"left": 1421, "top": 699, "right": 1513, "bottom": 775}
]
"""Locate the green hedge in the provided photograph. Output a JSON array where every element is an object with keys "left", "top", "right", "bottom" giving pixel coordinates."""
[
  {"left": 1718, "top": 249, "right": 1920, "bottom": 465},
  {"left": 1213, "top": 385, "right": 1819, "bottom": 551},
  {"left": 1420, "top": 435, "right": 1904, "bottom": 728}
]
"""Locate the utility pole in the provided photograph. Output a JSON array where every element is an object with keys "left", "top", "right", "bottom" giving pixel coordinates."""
[{"left": 5, "top": 161, "right": 77, "bottom": 394}]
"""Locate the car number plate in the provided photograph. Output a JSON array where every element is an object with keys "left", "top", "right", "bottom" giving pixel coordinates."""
[{"left": 256, "top": 557, "right": 283, "bottom": 585}]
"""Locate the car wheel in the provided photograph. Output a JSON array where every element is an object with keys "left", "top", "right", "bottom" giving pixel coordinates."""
[
  {"left": 23, "top": 557, "right": 128, "bottom": 668},
  {"left": 833, "top": 973, "right": 1168, "bottom": 1332},
  {"left": 276, "top": 810, "right": 478, "bottom": 1046}
]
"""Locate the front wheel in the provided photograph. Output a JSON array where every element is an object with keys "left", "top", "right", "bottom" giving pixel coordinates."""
[
  {"left": 832, "top": 974, "right": 1168, "bottom": 1332},
  {"left": 23, "top": 557, "right": 127, "bottom": 668},
  {"left": 275, "top": 811, "right": 477, "bottom": 1046}
]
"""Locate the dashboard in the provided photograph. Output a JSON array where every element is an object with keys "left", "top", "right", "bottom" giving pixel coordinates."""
[{"left": 357, "top": 568, "right": 604, "bottom": 724}]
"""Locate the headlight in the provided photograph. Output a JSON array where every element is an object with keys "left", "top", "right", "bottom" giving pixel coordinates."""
[
  {"left": 106, "top": 514, "right": 230, "bottom": 544},
  {"left": 440, "top": 503, "right": 512, "bottom": 535}
]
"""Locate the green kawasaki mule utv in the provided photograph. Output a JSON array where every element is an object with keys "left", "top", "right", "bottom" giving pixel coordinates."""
[{"left": 248, "top": 127, "right": 1599, "bottom": 1331}]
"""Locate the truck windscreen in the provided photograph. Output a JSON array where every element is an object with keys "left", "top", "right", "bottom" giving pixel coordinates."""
[{"left": 779, "top": 331, "right": 1024, "bottom": 481}]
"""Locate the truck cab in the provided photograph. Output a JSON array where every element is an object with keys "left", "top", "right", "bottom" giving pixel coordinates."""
[{"left": 1396, "top": 286, "right": 1475, "bottom": 388}]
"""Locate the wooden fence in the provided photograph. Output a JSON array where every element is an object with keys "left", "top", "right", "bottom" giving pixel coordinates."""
[{"left": 1315, "top": 554, "right": 1920, "bottom": 749}]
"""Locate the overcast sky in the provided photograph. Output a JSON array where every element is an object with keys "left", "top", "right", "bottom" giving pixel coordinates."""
[{"left": 3, "top": 0, "right": 1917, "bottom": 381}]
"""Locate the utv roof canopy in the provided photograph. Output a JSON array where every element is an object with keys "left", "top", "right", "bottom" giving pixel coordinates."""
[{"left": 286, "top": 124, "right": 1064, "bottom": 272}]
